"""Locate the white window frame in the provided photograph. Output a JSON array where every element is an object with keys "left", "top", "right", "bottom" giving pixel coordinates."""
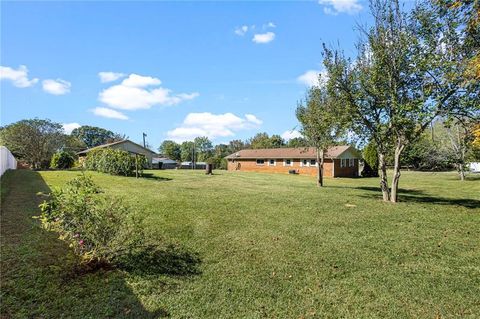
[
  {"left": 349, "top": 158, "right": 354, "bottom": 167},
  {"left": 256, "top": 159, "right": 265, "bottom": 166},
  {"left": 340, "top": 159, "right": 346, "bottom": 168},
  {"left": 301, "top": 159, "right": 309, "bottom": 167},
  {"left": 268, "top": 159, "right": 276, "bottom": 166},
  {"left": 310, "top": 159, "right": 317, "bottom": 167},
  {"left": 283, "top": 159, "right": 293, "bottom": 167}
]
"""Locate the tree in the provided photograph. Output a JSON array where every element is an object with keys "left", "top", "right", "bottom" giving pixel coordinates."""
[
  {"left": 50, "top": 151, "right": 75, "bottom": 169},
  {"left": 249, "top": 132, "right": 272, "bottom": 149},
  {"left": 0, "top": 119, "right": 66, "bottom": 169},
  {"left": 323, "top": 0, "right": 479, "bottom": 202},
  {"left": 180, "top": 141, "right": 194, "bottom": 162},
  {"left": 194, "top": 136, "right": 213, "bottom": 161},
  {"left": 441, "top": 119, "right": 478, "bottom": 180},
  {"left": 228, "top": 139, "right": 245, "bottom": 153},
  {"left": 158, "top": 140, "right": 181, "bottom": 161},
  {"left": 287, "top": 137, "right": 309, "bottom": 148},
  {"left": 270, "top": 134, "right": 286, "bottom": 148},
  {"left": 212, "top": 144, "right": 229, "bottom": 169},
  {"left": 71, "top": 125, "right": 123, "bottom": 148},
  {"left": 296, "top": 85, "right": 346, "bottom": 187},
  {"left": 362, "top": 141, "right": 379, "bottom": 177}
]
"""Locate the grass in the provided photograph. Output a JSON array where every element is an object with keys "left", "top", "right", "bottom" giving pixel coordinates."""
[{"left": 1, "top": 169, "right": 479, "bottom": 318}]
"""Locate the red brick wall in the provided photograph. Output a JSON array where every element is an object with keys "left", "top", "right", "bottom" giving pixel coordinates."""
[
  {"left": 227, "top": 158, "right": 335, "bottom": 177},
  {"left": 333, "top": 159, "right": 359, "bottom": 177}
]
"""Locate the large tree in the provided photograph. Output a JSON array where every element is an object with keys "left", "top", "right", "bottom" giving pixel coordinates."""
[
  {"left": 180, "top": 141, "right": 194, "bottom": 162},
  {"left": 249, "top": 132, "right": 272, "bottom": 149},
  {"left": 228, "top": 139, "right": 246, "bottom": 153},
  {"left": 0, "top": 119, "right": 66, "bottom": 169},
  {"left": 194, "top": 136, "right": 214, "bottom": 162},
  {"left": 71, "top": 125, "right": 124, "bottom": 148},
  {"left": 296, "top": 84, "right": 346, "bottom": 187},
  {"left": 324, "top": 0, "right": 479, "bottom": 202},
  {"left": 158, "top": 140, "right": 181, "bottom": 161}
]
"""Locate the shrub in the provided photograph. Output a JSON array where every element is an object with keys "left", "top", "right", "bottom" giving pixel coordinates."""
[
  {"left": 50, "top": 151, "right": 75, "bottom": 169},
  {"left": 38, "top": 175, "right": 154, "bottom": 267},
  {"left": 84, "top": 148, "right": 147, "bottom": 176},
  {"left": 362, "top": 142, "right": 379, "bottom": 177}
]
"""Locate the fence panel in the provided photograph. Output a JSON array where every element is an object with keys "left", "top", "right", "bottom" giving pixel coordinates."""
[{"left": 0, "top": 146, "right": 17, "bottom": 177}]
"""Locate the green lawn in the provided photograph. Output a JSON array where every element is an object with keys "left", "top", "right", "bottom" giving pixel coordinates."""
[{"left": 1, "top": 169, "right": 479, "bottom": 318}]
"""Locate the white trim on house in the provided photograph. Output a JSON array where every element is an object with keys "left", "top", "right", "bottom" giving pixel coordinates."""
[
  {"left": 256, "top": 159, "right": 265, "bottom": 166},
  {"left": 268, "top": 159, "right": 276, "bottom": 166},
  {"left": 283, "top": 159, "right": 293, "bottom": 167},
  {"left": 349, "top": 158, "right": 354, "bottom": 167}
]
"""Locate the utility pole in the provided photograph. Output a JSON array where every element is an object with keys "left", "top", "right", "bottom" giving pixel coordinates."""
[
  {"left": 192, "top": 142, "right": 195, "bottom": 170},
  {"left": 142, "top": 133, "right": 147, "bottom": 148}
]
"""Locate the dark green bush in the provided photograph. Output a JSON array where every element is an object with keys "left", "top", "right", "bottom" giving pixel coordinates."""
[
  {"left": 84, "top": 148, "right": 147, "bottom": 176},
  {"left": 50, "top": 151, "right": 75, "bottom": 169},
  {"left": 362, "top": 142, "right": 379, "bottom": 177}
]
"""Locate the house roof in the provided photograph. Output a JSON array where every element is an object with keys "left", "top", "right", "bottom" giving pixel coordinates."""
[
  {"left": 77, "top": 139, "right": 157, "bottom": 155},
  {"left": 225, "top": 145, "right": 358, "bottom": 160}
]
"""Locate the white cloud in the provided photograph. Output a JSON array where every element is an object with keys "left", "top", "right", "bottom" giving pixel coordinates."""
[
  {"left": 0, "top": 65, "right": 38, "bottom": 88},
  {"left": 297, "top": 70, "right": 328, "bottom": 87},
  {"left": 98, "top": 72, "right": 125, "bottom": 83},
  {"left": 318, "top": 0, "right": 362, "bottom": 15},
  {"left": 42, "top": 79, "right": 71, "bottom": 95},
  {"left": 99, "top": 73, "right": 198, "bottom": 110},
  {"left": 267, "top": 22, "right": 276, "bottom": 28},
  {"left": 252, "top": 32, "right": 275, "bottom": 44},
  {"left": 92, "top": 107, "right": 128, "bottom": 120},
  {"left": 62, "top": 122, "right": 81, "bottom": 134},
  {"left": 167, "top": 112, "right": 262, "bottom": 142},
  {"left": 245, "top": 114, "right": 262, "bottom": 125},
  {"left": 281, "top": 130, "right": 303, "bottom": 140},
  {"left": 121, "top": 74, "right": 161, "bottom": 87},
  {"left": 235, "top": 25, "right": 249, "bottom": 36}
]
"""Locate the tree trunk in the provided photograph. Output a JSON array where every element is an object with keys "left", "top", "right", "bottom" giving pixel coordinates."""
[
  {"left": 316, "top": 148, "right": 324, "bottom": 187},
  {"left": 390, "top": 142, "right": 405, "bottom": 203},
  {"left": 378, "top": 152, "right": 390, "bottom": 201}
]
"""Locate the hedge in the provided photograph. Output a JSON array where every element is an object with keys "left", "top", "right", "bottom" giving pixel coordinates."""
[{"left": 84, "top": 148, "right": 147, "bottom": 176}]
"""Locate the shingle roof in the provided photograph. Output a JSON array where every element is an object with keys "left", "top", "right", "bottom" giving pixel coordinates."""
[
  {"left": 77, "top": 139, "right": 157, "bottom": 155},
  {"left": 225, "top": 145, "right": 357, "bottom": 159}
]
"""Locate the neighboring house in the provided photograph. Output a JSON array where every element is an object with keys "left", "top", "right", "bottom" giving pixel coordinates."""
[
  {"left": 225, "top": 146, "right": 360, "bottom": 177},
  {"left": 469, "top": 162, "right": 480, "bottom": 173},
  {"left": 77, "top": 140, "right": 157, "bottom": 167},
  {"left": 152, "top": 157, "right": 178, "bottom": 169},
  {"left": 179, "top": 161, "right": 207, "bottom": 169}
]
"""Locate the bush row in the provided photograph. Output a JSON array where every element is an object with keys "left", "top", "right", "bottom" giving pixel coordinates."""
[{"left": 84, "top": 148, "right": 147, "bottom": 176}]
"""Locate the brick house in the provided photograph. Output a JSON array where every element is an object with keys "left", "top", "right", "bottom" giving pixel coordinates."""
[{"left": 225, "top": 146, "right": 360, "bottom": 177}]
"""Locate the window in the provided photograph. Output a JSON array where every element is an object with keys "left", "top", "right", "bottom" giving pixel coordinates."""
[
  {"left": 349, "top": 158, "right": 354, "bottom": 167},
  {"left": 284, "top": 159, "right": 292, "bottom": 166},
  {"left": 301, "top": 159, "right": 308, "bottom": 167},
  {"left": 340, "top": 159, "right": 346, "bottom": 168},
  {"left": 256, "top": 159, "right": 265, "bottom": 165},
  {"left": 268, "top": 159, "right": 276, "bottom": 166},
  {"left": 310, "top": 159, "right": 316, "bottom": 166}
]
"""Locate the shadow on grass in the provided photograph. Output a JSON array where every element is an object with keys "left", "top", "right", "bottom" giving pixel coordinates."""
[
  {"left": 117, "top": 244, "right": 201, "bottom": 276},
  {"left": 0, "top": 170, "right": 195, "bottom": 318},
  {"left": 352, "top": 186, "right": 480, "bottom": 209},
  {"left": 140, "top": 173, "right": 173, "bottom": 181}
]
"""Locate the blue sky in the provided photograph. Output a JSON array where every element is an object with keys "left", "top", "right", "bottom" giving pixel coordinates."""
[{"left": 1, "top": 0, "right": 370, "bottom": 149}]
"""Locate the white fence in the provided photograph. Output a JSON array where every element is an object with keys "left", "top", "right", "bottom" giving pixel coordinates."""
[{"left": 0, "top": 146, "right": 17, "bottom": 177}]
